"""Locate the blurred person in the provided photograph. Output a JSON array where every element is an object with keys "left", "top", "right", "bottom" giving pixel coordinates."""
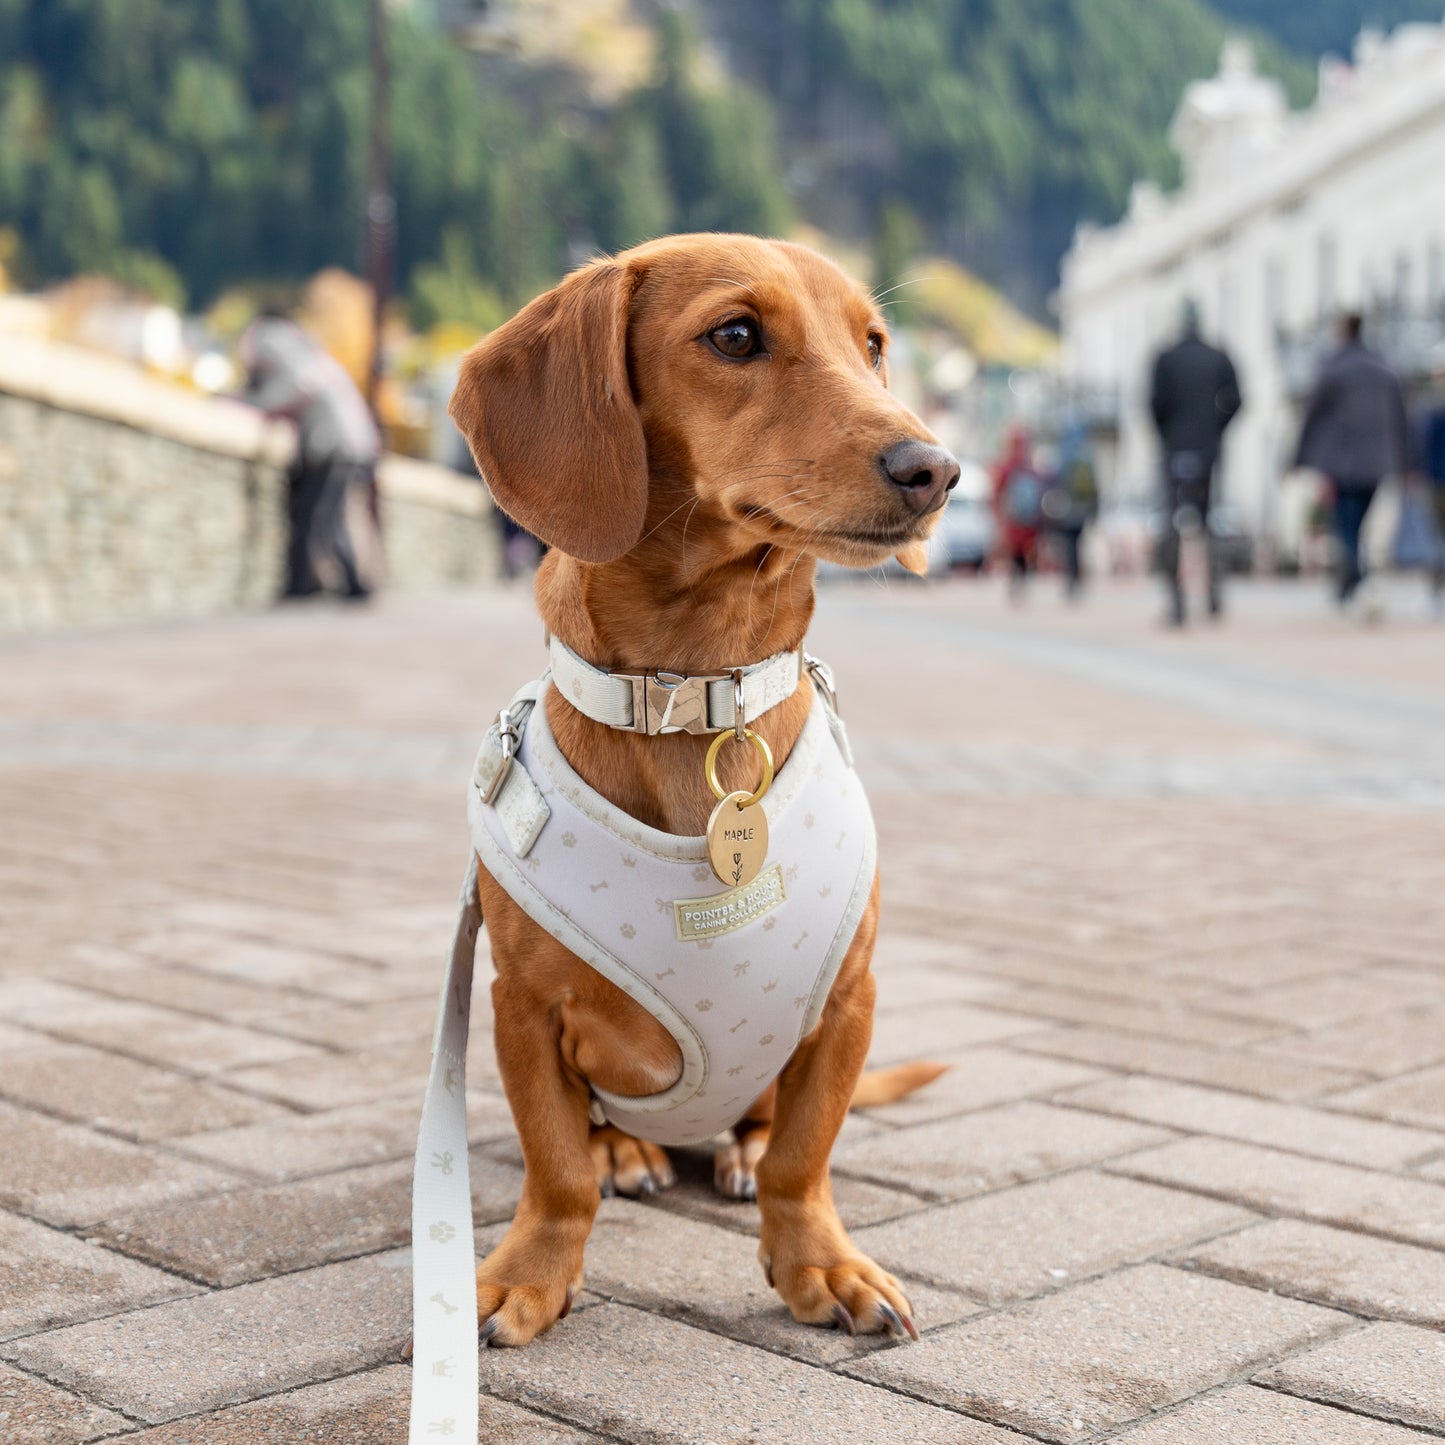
[
  {"left": 992, "top": 425, "right": 1045, "bottom": 599},
  {"left": 1043, "top": 420, "right": 1099, "bottom": 599},
  {"left": 238, "top": 313, "right": 382, "bottom": 600},
  {"left": 1294, "top": 311, "right": 1408, "bottom": 615},
  {"left": 1149, "top": 301, "right": 1242, "bottom": 626},
  {"left": 1416, "top": 388, "right": 1445, "bottom": 613}
]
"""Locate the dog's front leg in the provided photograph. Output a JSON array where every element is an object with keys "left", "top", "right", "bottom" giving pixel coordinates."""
[
  {"left": 475, "top": 971, "right": 597, "bottom": 1347},
  {"left": 755, "top": 878, "right": 919, "bottom": 1340}
]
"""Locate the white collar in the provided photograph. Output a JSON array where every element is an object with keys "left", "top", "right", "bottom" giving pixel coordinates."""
[{"left": 547, "top": 635, "right": 804, "bottom": 736}]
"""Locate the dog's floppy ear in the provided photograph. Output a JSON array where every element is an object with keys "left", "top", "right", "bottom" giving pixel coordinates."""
[{"left": 449, "top": 261, "right": 647, "bottom": 564}]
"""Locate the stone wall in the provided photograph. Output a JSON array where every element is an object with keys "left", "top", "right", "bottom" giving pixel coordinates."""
[{"left": 0, "top": 336, "right": 499, "bottom": 631}]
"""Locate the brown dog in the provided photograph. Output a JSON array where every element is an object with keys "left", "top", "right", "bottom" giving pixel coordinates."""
[{"left": 449, "top": 233, "right": 958, "bottom": 1347}]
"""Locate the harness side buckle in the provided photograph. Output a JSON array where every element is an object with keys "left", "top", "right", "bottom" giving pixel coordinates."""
[{"left": 480, "top": 707, "right": 521, "bottom": 806}]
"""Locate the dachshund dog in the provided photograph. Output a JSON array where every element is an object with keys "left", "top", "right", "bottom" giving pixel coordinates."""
[{"left": 448, "top": 233, "right": 959, "bottom": 1347}]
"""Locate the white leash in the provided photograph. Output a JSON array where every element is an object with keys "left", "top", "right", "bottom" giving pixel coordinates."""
[{"left": 408, "top": 858, "right": 483, "bottom": 1444}]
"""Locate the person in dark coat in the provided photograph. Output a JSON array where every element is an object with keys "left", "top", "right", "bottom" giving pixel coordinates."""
[
  {"left": 1150, "top": 302, "right": 1242, "bottom": 625},
  {"left": 1294, "top": 312, "right": 1409, "bottom": 609}
]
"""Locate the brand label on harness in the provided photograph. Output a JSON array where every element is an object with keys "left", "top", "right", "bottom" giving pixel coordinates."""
[{"left": 674, "top": 864, "right": 786, "bottom": 942}]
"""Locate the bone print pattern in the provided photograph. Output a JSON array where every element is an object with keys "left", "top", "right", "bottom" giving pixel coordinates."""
[{"left": 469, "top": 677, "right": 875, "bottom": 1147}]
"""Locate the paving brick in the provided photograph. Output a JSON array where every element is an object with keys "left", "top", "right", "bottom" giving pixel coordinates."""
[
  {"left": 224, "top": 1033, "right": 499, "bottom": 1109},
  {"left": 479, "top": 1300, "right": 1016, "bottom": 1443},
  {"left": 129, "top": 927, "right": 396, "bottom": 993},
  {"left": 0, "top": 1101, "right": 238, "bottom": 1228},
  {"left": 1257, "top": 1322, "right": 1445, "bottom": 1433},
  {"left": 1262, "top": 1005, "right": 1445, "bottom": 1077},
  {"left": 854, "top": 1171, "right": 1252, "bottom": 1304},
  {"left": 255, "top": 991, "right": 458, "bottom": 1048},
  {"left": 0, "top": 1210, "right": 195, "bottom": 1341},
  {"left": 0, "top": 1033, "right": 283, "bottom": 1142},
  {"left": 1018, "top": 1026, "right": 1364, "bottom": 1099},
  {"left": 579, "top": 1198, "right": 975, "bottom": 1365},
  {"left": 34, "top": 995, "right": 321, "bottom": 1077},
  {"left": 114, "top": 1363, "right": 603, "bottom": 1444},
  {"left": 57, "top": 943, "right": 298, "bottom": 1022},
  {"left": 984, "top": 982, "right": 1280, "bottom": 1047},
  {"left": 1114, "top": 1384, "right": 1430, "bottom": 1442},
  {"left": 1110, "top": 1137, "right": 1445, "bottom": 1250},
  {"left": 1333, "top": 1064, "right": 1445, "bottom": 1133},
  {"left": 1175, "top": 1218, "right": 1445, "bottom": 1328},
  {"left": 94, "top": 1155, "right": 525, "bottom": 1286},
  {"left": 1160, "top": 939, "right": 1383, "bottom": 990},
  {"left": 832, "top": 1100, "right": 1170, "bottom": 1199},
  {"left": 849, "top": 1263, "right": 1349, "bottom": 1442},
  {"left": 1064, "top": 1076, "right": 1444, "bottom": 1169},
  {"left": 2, "top": 1251, "right": 411, "bottom": 1424},
  {"left": 0, "top": 1361, "right": 128, "bottom": 1444},
  {"left": 173, "top": 1088, "right": 515, "bottom": 1181},
  {"left": 1221, "top": 971, "right": 1438, "bottom": 1031},
  {"left": 866, "top": 1000, "right": 1040, "bottom": 1064},
  {"left": 655, "top": 1172, "right": 927, "bottom": 1246},
  {"left": 858, "top": 1045, "right": 1105, "bottom": 1127}
]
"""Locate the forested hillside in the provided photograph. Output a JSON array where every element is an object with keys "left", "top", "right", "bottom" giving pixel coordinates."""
[
  {"left": 1210, "top": 0, "right": 1442, "bottom": 60},
  {"left": 0, "top": 0, "right": 1397, "bottom": 322}
]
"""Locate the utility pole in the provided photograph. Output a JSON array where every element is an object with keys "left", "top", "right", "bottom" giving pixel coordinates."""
[{"left": 365, "top": 0, "right": 394, "bottom": 416}]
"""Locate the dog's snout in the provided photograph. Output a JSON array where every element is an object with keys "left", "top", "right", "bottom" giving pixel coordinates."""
[{"left": 878, "top": 439, "right": 961, "bottom": 514}]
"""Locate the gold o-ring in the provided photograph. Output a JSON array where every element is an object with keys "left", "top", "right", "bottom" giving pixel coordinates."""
[{"left": 704, "top": 727, "right": 774, "bottom": 807}]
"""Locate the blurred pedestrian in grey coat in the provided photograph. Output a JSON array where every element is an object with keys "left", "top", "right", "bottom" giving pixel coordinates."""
[
  {"left": 1294, "top": 312, "right": 1409, "bottom": 610},
  {"left": 239, "top": 315, "right": 382, "bottom": 599},
  {"left": 1150, "top": 302, "right": 1242, "bottom": 626}
]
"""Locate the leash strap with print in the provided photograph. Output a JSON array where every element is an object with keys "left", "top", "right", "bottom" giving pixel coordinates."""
[{"left": 408, "top": 858, "right": 482, "bottom": 1444}]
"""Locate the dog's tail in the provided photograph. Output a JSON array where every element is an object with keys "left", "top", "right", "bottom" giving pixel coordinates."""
[{"left": 849, "top": 1060, "right": 950, "bottom": 1110}]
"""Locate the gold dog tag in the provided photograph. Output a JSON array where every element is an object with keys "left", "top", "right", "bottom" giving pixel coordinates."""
[{"left": 706, "top": 790, "right": 769, "bottom": 888}]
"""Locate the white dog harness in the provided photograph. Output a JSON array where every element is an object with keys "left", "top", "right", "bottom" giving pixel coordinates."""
[
  {"left": 468, "top": 665, "right": 876, "bottom": 1146},
  {"left": 408, "top": 649, "right": 875, "bottom": 1443}
]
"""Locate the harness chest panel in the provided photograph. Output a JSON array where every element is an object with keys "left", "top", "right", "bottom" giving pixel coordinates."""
[{"left": 469, "top": 680, "right": 876, "bottom": 1146}]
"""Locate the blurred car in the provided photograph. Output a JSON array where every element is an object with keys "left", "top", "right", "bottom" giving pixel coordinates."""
[{"left": 936, "top": 461, "right": 995, "bottom": 572}]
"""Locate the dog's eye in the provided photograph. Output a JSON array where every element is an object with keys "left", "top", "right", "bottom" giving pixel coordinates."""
[
  {"left": 867, "top": 334, "right": 884, "bottom": 370},
  {"left": 709, "top": 318, "right": 762, "bottom": 359}
]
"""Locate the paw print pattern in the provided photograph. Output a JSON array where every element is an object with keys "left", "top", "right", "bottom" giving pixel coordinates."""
[
  {"left": 758, "top": 1034, "right": 774, "bottom": 1047},
  {"left": 619, "top": 922, "right": 636, "bottom": 939},
  {"left": 621, "top": 853, "right": 637, "bottom": 869},
  {"left": 696, "top": 999, "right": 714, "bottom": 1013},
  {"left": 692, "top": 864, "right": 713, "bottom": 883},
  {"left": 561, "top": 831, "right": 577, "bottom": 848}
]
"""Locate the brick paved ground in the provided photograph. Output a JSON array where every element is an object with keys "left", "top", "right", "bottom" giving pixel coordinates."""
[{"left": 2, "top": 572, "right": 1445, "bottom": 1443}]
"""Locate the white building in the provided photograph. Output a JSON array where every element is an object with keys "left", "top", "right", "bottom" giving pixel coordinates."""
[{"left": 1057, "top": 22, "right": 1445, "bottom": 549}]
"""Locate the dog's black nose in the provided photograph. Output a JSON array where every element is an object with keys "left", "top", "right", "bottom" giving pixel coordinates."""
[{"left": 879, "top": 439, "right": 961, "bottom": 515}]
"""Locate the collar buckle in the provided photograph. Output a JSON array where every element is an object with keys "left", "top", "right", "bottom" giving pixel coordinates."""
[{"left": 615, "top": 669, "right": 731, "bottom": 735}]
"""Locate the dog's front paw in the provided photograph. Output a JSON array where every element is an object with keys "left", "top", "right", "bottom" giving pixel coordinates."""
[
  {"left": 476, "top": 1261, "right": 581, "bottom": 1348},
  {"left": 760, "top": 1236, "right": 919, "bottom": 1341},
  {"left": 589, "top": 1124, "right": 675, "bottom": 1198}
]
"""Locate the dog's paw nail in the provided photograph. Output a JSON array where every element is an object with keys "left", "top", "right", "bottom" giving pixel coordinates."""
[
  {"left": 832, "top": 1302, "right": 856, "bottom": 1336},
  {"left": 479, "top": 1316, "right": 501, "bottom": 1347},
  {"left": 899, "top": 1310, "right": 920, "bottom": 1342},
  {"left": 878, "top": 1302, "right": 904, "bottom": 1337},
  {"left": 401, "top": 1334, "right": 415, "bottom": 1361},
  {"left": 599, "top": 1178, "right": 616, "bottom": 1199},
  {"left": 639, "top": 1175, "right": 657, "bottom": 1199},
  {"left": 559, "top": 1288, "right": 575, "bottom": 1320}
]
